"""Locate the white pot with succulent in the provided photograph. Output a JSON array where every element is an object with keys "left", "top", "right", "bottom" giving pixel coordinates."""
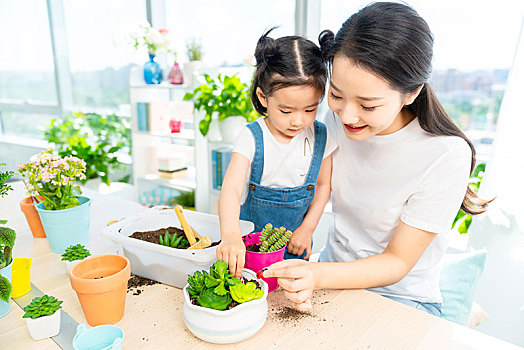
[
  {"left": 23, "top": 295, "right": 63, "bottom": 340},
  {"left": 184, "top": 37, "right": 204, "bottom": 89},
  {"left": 61, "top": 244, "right": 91, "bottom": 273}
]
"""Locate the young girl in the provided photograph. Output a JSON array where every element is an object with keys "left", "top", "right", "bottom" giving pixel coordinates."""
[
  {"left": 262, "top": 2, "right": 491, "bottom": 315},
  {"left": 217, "top": 29, "right": 337, "bottom": 277}
]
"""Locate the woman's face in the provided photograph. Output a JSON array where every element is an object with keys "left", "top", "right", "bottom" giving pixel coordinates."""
[{"left": 328, "top": 55, "right": 419, "bottom": 141}]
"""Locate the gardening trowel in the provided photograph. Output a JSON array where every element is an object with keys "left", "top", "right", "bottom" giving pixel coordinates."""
[{"left": 174, "top": 205, "right": 212, "bottom": 249}]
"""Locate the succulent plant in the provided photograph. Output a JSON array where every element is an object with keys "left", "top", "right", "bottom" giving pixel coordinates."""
[
  {"left": 22, "top": 295, "right": 63, "bottom": 319},
  {"left": 259, "top": 224, "right": 293, "bottom": 252},
  {"left": 159, "top": 231, "right": 189, "bottom": 249},
  {"left": 61, "top": 244, "right": 90, "bottom": 262}
]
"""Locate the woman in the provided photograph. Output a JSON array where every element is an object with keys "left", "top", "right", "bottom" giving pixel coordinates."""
[{"left": 262, "top": 2, "right": 490, "bottom": 316}]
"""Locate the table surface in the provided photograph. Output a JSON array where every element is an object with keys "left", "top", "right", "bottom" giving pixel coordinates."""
[{"left": 1, "top": 181, "right": 520, "bottom": 350}]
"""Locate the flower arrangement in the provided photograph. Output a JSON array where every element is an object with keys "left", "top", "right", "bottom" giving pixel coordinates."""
[
  {"left": 186, "top": 37, "right": 203, "bottom": 61},
  {"left": 187, "top": 260, "right": 264, "bottom": 311},
  {"left": 23, "top": 295, "right": 63, "bottom": 319},
  {"left": 130, "top": 22, "right": 170, "bottom": 55},
  {"left": 18, "top": 150, "right": 87, "bottom": 211}
]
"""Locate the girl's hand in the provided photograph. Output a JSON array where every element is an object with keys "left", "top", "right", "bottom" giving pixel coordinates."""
[
  {"left": 216, "top": 235, "right": 246, "bottom": 278},
  {"left": 287, "top": 226, "right": 313, "bottom": 259},
  {"left": 263, "top": 259, "right": 319, "bottom": 308}
]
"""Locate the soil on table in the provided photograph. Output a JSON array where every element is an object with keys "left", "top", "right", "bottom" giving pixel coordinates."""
[
  {"left": 127, "top": 274, "right": 160, "bottom": 296},
  {"left": 130, "top": 226, "right": 220, "bottom": 248},
  {"left": 190, "top": 278, "right": 262, "bottom": 310}
]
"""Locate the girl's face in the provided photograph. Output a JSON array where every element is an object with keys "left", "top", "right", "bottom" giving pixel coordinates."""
[
  {"left": 257, "top": 85, "right": 321, "bottom": 142},
  {"left": 328, "top": 55, "right": 421, "bottom": 141}
]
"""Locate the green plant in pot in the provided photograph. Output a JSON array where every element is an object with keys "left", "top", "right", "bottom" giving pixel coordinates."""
[
  {"left": 183, "top": 74, "right": 258, "bottom": 141},
  {"left": 18, "top": 150, "right": 92, "bottom": 253},
  {"left": 23, "top": 294, "right": 63, "bottom": 340},
  {"left": 0, "top": 220, "right": 16, "bottom": 318},
  {"left": 44, "top": 112, "right": 132, "bottom": 186},
  {"left": 61, "top": 244, "right": 91, "bottom": 273},
  {"left": 183, "top": 260, "right": 268, "bottom": 344},
  {"left": 0, "top": 163, "right": 14, "bottom": 198}
]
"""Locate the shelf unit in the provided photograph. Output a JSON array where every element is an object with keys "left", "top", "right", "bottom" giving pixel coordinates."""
[{"left": 129, "top": 66, "right": 213, "bottom": 212}]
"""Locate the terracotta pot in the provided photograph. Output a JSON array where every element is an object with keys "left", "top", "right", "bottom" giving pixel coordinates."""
[
  {"left": 69, "top": 255, "right": 130, "bottom": 326},
  {"left": 19, "top": 197, "right": 46, "bottom": 238}
]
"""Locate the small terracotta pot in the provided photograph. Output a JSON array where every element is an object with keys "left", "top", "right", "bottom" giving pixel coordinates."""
[
  {"left": 69, "top": 255, "right": 130, "bottom": 326},
  {"left": 19, "top": 197, "right": 46, "bottom": 238}
]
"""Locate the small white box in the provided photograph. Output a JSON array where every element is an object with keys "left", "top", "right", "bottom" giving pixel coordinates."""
[{"left": 102, "top": 206, "right": 254, "bottom": 288}]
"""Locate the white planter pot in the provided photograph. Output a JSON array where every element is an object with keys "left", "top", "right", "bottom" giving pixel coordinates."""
[
  {"left": 25, "top": 310, "right": 61, "bottom": 340},
  {"left": 65, "top": 260, "right": 80, "bottom": 273},
  {"left": 183, "top": 60, "right": 203, "bottom": 89},
  {"left": 218, "top": 116, "right": 247, "bottom": 144},
  {"left": 101, "top": 206, "right": 253, "bottom": 288},
  {"left": 183, "top": 268, "right": 268, "bottom": 344}
]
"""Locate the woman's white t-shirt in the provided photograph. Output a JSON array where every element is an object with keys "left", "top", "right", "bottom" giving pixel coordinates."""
[
  {"left": 233, "top": 117, "right": 337, "bottom": 204},
  {"left": 320, "top": 111, "right": 471, "bottom": 303}
]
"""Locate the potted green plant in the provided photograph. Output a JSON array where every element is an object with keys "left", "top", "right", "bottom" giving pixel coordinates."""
[
  {"left": 23, "top": 294, "right": 62, "bottom": 340},
  {"left": 184, "top": 37, "right": 204, "bottom": 89},
  {"left": 183, "top": 74, "right": 258, "bottom": 142},
  {"left": 183, "top": 260, "right": 268, "bottom": 344},
  {"left": 18, "top": 150, "right": 91, "bottom": 253},
  {"left": 0, "top": 220, "right": 16, "bottom": 318},
  {"left": 61, "top": 244, "right": 91, "bottom": 273},
  {"left": 0, "top": 163, "right": 14, "bottom": 198},
  {"left": 243, "top": 224, "right": 293, "bottom": 292},
  {"left": 44, "top": 111, "right": 132, "bottom": 187}
]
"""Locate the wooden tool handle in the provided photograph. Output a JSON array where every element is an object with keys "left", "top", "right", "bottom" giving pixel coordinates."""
[
  {"left": 188, "top": 236, "right": 212, "bottom": 250},
  {"left": 174, "top": 205, "right": 196, "bottom": 246},
  {"left": 190, "top": 225, "right": 202, "bottom": 240}
]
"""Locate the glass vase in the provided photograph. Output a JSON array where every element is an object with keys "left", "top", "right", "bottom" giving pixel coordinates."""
[
  {"left": 144, "top": 53, "right": 162, "bottom": 84},
  {"left": 168, "top": 62, "right": 184, "bottom": 85}
]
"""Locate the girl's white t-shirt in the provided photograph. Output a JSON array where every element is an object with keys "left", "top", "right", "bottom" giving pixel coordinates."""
[
  {"left": 320, "top": 111, "right": 471, "bottom": 303},
  {"left": 233, "top": 117, "right": 337, "bottom": 204}
]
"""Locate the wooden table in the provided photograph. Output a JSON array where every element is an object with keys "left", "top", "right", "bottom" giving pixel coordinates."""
[{"left": 1, "top": 181, "right": 520, "bottom": 349}]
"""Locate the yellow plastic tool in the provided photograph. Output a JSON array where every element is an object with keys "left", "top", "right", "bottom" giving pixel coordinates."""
[{"left": 11, "top": 258, "right": 32, "bottom": 298}]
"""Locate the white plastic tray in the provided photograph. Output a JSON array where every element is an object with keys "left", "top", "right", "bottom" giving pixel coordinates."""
[{"left": 102, "top": 206, "right": 254, "bottom": 288}]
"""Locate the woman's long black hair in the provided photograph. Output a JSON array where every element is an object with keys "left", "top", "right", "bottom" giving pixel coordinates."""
[{"left": 319, "top": 2, "right": 491, "bottom": 215}]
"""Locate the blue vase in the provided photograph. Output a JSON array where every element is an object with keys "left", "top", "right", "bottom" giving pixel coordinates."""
[
  {"left": 144, "top": 53, "right": 162, "bottom": 84},
  {"left": 35, "top": 196, "right": 91, "bottom": 253}
]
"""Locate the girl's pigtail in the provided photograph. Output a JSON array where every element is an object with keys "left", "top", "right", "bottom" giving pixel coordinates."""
[{"left": 318, "top": 30, "right": 335, "bottom": 64}]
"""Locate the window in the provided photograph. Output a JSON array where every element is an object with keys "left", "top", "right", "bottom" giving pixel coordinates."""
[
  {"left": 62, "top": 0, "right": 147, "bottom": 110},
  {"left": 320, "top": 0, "right": 524, "bottom": 160},
  {"left": 165, "top": 0, "right": 295, "bottom": 67}
]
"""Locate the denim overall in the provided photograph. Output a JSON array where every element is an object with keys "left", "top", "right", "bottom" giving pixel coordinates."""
[{"left": 239, "top": 120, "right": 327, "bottom": 260}]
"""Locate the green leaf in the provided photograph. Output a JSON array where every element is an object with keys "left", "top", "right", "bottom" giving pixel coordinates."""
[
  {"left": 230, "top": 282, "right": 264, "bottom": 303},
  {"left": 196, "top": 288, "right": 231, "bottom": 310},
  {"left": 0, "top": 275, "right": 11, "bottom": 303}
]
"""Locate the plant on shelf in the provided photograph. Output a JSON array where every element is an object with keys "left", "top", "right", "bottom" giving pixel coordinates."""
[
  {"left": 0, "top": 163, "right": 14, "bottom": 198},
  {"left": 186, "top": 37, "right": 203, "bottom": 62},
  {"left": 187, "top": 260, "right": 263, "bottom": 310},
  {"left": 0, "top": 220, "right": 16, "bottom": 304},
  {"left": 44, "top": 112, "right": 132, "bottom": 186},
  {"left": 258, "top": 223, "right": 293, "bottom": 252},
  {"left": 452, "top": 163, "right": 486, "bottom": 234},
  {"left": 61, "top": 244, "right": 91, "bottom": 262},
  {"left": 18, "top": 150, "right": 87, "bottom": 211},
  {"left": 159, "top": 231, "right": 190, "bottom": 249},
  {"left": 183, "top": 74, "right": 258, "bottom": 136},
  {"left": 23, "top": 295, "right": 63, "bottom": 319},
  {"left": 168, "top": 191, "right": 195, "bottom": 210}
]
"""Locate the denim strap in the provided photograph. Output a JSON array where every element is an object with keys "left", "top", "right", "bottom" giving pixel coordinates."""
[
  {"left": 304, "top": 120, "right": 327, "bottom": 184},
  {"left": 246, "top": 121, "right": 264, "bottom": 184}
]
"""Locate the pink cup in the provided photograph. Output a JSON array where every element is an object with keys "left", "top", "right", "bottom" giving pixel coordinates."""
[{"left": 243, "top": 232, "right": 286, "bottom": 292}]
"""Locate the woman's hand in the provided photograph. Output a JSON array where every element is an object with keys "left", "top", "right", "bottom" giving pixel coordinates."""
[
  {"left": 286, "top": 226, "right": 313, "bottom": 259},
  {"left": 263, "top": 259, "right": 319, "bottom": 309},
  {"left": 216, "top": 235, "right": 246, "bottom": 278}
]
